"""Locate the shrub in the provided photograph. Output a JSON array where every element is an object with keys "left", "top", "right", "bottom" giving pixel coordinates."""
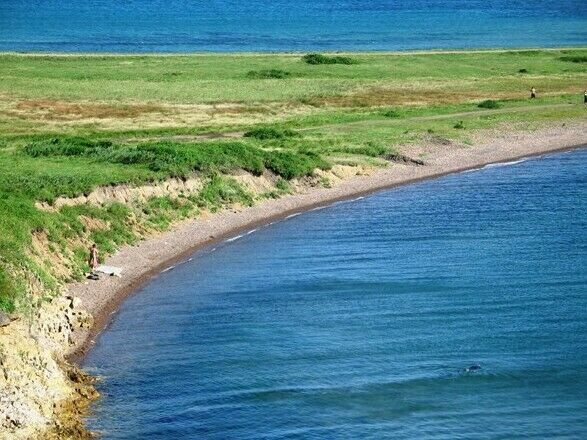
[
  {"left": 198, "top": 175, "right": 253, "bottom": 210},
  {"left": 518, "top": 68, "right": 529, "bottom": 73},
  {"left": 302, "top": 53, "right": 357, "bottom": 65},
  {"left": 264, "top": 150, "right": 330, "bottom": 180},
  {"left": 275, "top": 178, "right": 290, "bottom": 192},
  {"left": 381, "top": 109, "right": 401, "bottom": 118},
  {"left": 478, "top": 99, "right": 500, "bottom": 109},
  {"left": 454, "top": 121, "right": 465, "bottom": 129},
  {"left": 559, "top": 56, "right": 587, "bottom": 63},
  {"left": 243, "top": 127, "right": 299, "bottom": 140},
  {"left": 24, "top": 137, "right": 113, "bottom": 158},
  {"left": 247, "top": 69, "right": 291, "bottom": 79},
  {"left": 327, "top": 142, "right": 387, "bottom": 157}
]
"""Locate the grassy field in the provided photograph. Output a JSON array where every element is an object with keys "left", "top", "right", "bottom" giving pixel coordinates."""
[{"left": 0, "top": 48, "right": 586, "bottom": 311}]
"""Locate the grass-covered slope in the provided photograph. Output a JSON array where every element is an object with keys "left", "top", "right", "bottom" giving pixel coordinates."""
[{"left": 0, "top": 48, "right": 586, "bottom": 311}]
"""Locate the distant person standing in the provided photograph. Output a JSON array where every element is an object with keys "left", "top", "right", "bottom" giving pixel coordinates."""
[
  {"left": 584, "top": 90, "right": 587, "bottom": 104},
  {"left": 89, "top": 244, "right": 99, "bottom": 272},
  {"left": 530, "top": 87, "right": 536, "bottom": 99}
]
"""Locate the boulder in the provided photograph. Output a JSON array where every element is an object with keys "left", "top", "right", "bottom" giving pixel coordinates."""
[{"left": 0, "top": 310, "right": 11, "bottom": 327}]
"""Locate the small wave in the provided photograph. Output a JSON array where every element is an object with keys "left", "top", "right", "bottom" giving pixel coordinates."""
[
  {"left": 245, "top": 228, "right": 258, "bottom": 235},
  {"left": 285, "top": 212, "right": 301, "bottom": 219},
  {"left": 483, "top": 158, "right": 528, "bottom": 169},
  {"left": 225, "top": 234, "right": 244, "bottom": 243},
  {"left": 161, "top": 265, "right": 175, "bottom": 273}
]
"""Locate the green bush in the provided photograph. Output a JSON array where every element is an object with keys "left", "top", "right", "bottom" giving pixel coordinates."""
[
  {"left": 478, "top": 99, "right": 500, "bottom": 109},
  {"left": 0, "top": 268, "right": 16, "bottom": 312},
  {"left": 24, "top": 137, "right": 113, "bottom": 158},
  {"left": 23, "top": 138, "right": 267, "bottom": 178},
  {"left": 326, "top": 143, "right": 387, "bottom": 157},
  {"left": 275, "top": 178, "right": 291, "bottom": 192},
  {"left": 264, "top": 150, "right": 329, "bottom": 180},
  {"left": 302, "top": 53, "right": 357, "bottom": 65},
  {"left": 381, "top": 109, "right": 401, "bottom": 118},
  {"left": 243, "top": 127, "right": 299, "bottom": 140},
  {"left": 198, "top": 175, "right": 253, "bottom": 210},
  {"left": 454, "top": 121, "right": 465, "bottom": 129},
  {"left": 559, "top": 56, "right": 587, "bottom": 63},
  {"left": 518, "top": 68, "right": 529, "bottom": 73},
  {"left": 247, "top": 69, "right": 291, "bottom": 79}
]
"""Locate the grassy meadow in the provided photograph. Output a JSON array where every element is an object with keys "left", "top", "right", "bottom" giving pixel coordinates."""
[{"left": 0, "top": 48, "right": 586, "bottom": 311}]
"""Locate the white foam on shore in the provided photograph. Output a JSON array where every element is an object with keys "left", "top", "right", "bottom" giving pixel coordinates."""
[
  {"left": 161, "top": 265, "right": 175, "bottom": 273},
  {"left": 483, "top": 158, "right": 528, "bottom": 169},
  {"left": 224, "top": 228, "right": 259, "bottom": 244},
  {"left": 285, "top": 212, "right": 301, "bottom": 220}
]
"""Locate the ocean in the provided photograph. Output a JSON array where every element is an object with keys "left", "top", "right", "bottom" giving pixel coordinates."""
[
  {"left": 1, "top": 0, "right": 586, "bottom": 52},
  {"left": 84, "top": 148, "right": 587, "bottom": 439}
]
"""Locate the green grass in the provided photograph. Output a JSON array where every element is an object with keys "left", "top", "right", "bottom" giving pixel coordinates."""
[
  {"left": 1, "top": 49, "right": 585, "bottom": 106},
  {"left": 0, "top": 48, "right": 585, "bottom": 311}
]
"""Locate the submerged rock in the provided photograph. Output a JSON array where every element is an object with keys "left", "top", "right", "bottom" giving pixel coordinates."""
[{"left": 465, "top": 364, "right": 482, "bottom": 372}]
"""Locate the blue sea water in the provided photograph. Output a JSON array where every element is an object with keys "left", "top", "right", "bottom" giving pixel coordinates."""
[
  {"left": 84, "top": 148, "right": 587, "bottom": 439},
  {"left": 1, "top": 0, "right": 586, "bottom": 52}
]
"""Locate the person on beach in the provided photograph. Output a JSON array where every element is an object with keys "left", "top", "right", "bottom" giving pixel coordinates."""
[
  {"left": 88, "top": 244, "right": 99, "bottom": 276},
  {"left": 530, "top": 87, "right": 536, "bottom": 99},
  {"left": 584, "top": 90, "right": 587, "bottom": 104}
]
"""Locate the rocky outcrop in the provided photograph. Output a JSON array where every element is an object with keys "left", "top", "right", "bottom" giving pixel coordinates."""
[{"left": 0, "top": 296, "right": 97, "bottom": 439}]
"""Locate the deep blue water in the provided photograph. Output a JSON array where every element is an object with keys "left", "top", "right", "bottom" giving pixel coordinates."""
[
  {"left": 1, "top": 0, "right": 586, "bottom": 52},
  {"left": 84, "top": 148, "right": 587, "bottom": 439}
]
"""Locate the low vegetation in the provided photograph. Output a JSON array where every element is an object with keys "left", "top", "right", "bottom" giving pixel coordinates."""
[
  {"left": 559, "top": 56, "right": 587, "bottom": 63},
  {"left": 243, "top": 127, "right": 299, "bottom": 140},
  {"left": 246, "top": 69, "right": 291, "bottom": 79},
  {"left": 477, "top": 99, "right": 500, "bottom": 109},
  {"left": 381, "top": 109, "right": 402, "bottom": 118},
  {"left": 0, "top": 47, "right": 586, "bottom": 311},
  {"left": 302, "top": 53, "right": 357, "bottom": 65}
]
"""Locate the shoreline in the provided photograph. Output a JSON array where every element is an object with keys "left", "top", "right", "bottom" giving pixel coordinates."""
[
  {"left": 2, "top": 46, "right": 586, "bottom": 57},
  {"left": 68, "top": 124, "right": 587, "bottom": 363}
]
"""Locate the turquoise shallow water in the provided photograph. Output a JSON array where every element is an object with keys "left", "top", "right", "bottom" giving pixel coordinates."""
[
  {"left": 84, "top": 149, "right": 587, "bottom": 439},
  {"left": 1, "top": 0, "right": 586, "bottom": 52}
]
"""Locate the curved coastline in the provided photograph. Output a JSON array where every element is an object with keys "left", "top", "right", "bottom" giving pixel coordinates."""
[{"left": 67, "top": 123, "right": 587, "bottom": 363}]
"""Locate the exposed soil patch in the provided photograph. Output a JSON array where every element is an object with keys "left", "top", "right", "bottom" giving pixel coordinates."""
[
  {"left": 303, "top": 86, "right": 493, "bottom": 107},
  {"left": 14, "top": 99, "right": 167, "bottom": 120}
]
